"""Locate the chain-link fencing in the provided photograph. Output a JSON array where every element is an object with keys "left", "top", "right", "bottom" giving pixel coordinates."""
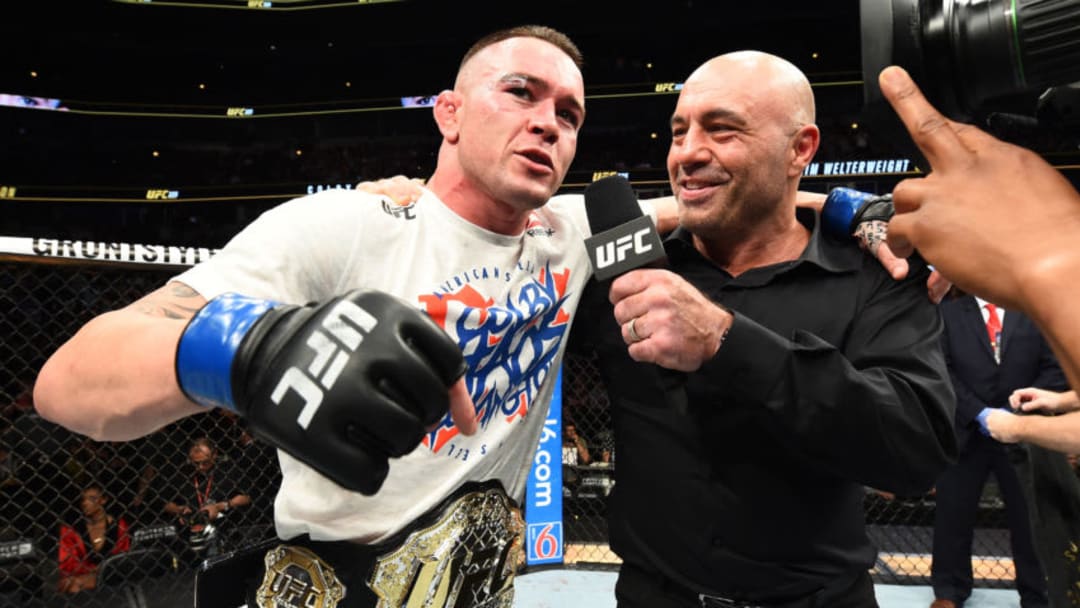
[{"left": 1, "top": 258, "right": 279, "bottom": 608}]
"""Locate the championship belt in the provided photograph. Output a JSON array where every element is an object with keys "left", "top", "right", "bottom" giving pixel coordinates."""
[{"left": 246, "top": 480, "right": 523, "bottom": 608}]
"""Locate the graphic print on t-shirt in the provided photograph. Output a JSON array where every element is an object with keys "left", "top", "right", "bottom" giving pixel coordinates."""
[{"left": 419, "top": 261, "right": 572, "bottom": 453}]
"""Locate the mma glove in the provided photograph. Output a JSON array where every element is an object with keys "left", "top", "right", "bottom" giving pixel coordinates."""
[
  {"left": 821, "top": 187, "right": 895, "bottom": 238},
  {"left": 175, "top": 289, "right": 466, "bottom": 495}
]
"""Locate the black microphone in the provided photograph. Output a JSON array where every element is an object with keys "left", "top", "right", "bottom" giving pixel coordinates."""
[
  {"left": 583, "top": 175, "right": 666, "bottom": 280},
  {"left": 582, "top": 175, "right": 687, "bottom": 412}
]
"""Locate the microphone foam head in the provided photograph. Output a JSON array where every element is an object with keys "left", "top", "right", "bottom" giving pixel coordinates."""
[{"left": 584, "top": 175, "right": 642, "bottom": 233}]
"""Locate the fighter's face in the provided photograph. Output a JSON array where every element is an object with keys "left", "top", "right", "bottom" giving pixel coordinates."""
[
  {"left": 666, "top": 66, "right": 794, "bottom": 237},
  {"left": 455, "top": 38, "right": 585, "bottom": 213}
]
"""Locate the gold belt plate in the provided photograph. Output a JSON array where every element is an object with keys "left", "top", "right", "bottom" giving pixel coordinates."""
[{"left": 368, "top": 485, "right": 524, "bottom": 608}]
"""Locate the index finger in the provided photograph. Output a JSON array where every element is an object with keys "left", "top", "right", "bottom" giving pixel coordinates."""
[
  {"left": 878, "top": 66, "right": 969, "bottom": 168},
  {"left": 447, "top": 378, "right": 478, "bottom": 435}
]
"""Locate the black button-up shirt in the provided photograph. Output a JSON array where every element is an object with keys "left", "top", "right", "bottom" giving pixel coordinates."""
[{"left": 571, "top": 208, "right": 957, "bottom": 601}]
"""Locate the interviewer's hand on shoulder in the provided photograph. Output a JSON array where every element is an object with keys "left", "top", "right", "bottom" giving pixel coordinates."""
[{"left": 356, "top": 175, "right": 425, "bottom": 206}]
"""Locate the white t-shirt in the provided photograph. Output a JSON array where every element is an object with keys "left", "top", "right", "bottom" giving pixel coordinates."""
[{"left": 174, "top": 187, "right": 632, "bottom": 543}]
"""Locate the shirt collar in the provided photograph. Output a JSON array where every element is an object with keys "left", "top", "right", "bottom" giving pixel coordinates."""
[{"left": 665, "top": 207, "right": 863, "bottom": 284}]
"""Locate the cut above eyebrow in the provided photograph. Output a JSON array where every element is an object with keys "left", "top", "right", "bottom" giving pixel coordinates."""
[
  {"left": 499, "top": 72, "right": 585, "bottom": 118},
  {"left": 499, "top": 72, "right": 533, "bottom": 87}
]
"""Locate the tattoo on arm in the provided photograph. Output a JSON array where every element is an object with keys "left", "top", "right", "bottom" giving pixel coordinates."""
[
  {"left": 854, "top": 220, "right": 888, "bottom": 256},
  {"left": 131, "top": 283, "right": 204, "bottom": 320}
]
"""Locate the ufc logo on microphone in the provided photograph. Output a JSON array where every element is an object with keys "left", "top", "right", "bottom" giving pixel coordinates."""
[
  {"left": 595, "top": 228, "right": 653, "bottom": 269},
  {"left": 270, "top": 300, "right": 377, "bottom": 429}
]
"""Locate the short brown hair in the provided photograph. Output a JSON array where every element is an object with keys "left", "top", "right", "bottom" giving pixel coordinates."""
[{"left": 459, "top": 25, "right": 584, "bottom": 73}]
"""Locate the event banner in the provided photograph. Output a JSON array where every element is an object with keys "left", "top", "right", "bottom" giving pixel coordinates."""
[{"left": 524, "top": 368, "right": 565, "bottom": 565}]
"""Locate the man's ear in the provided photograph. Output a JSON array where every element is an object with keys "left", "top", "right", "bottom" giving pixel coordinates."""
[
  {"left": 789, "top": 124, "right": 820, "bottom": 178},
  {"left": 434, "top": 90, "right": 462, "bottom": 143}
]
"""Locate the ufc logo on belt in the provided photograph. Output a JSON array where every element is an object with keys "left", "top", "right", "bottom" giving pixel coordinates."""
[{"left": 270, "top": 300, "right": 378, "bottom": 428}]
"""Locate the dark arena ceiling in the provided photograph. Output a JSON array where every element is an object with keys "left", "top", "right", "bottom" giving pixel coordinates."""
[
  {"left": 14, "top": 0, "right": 1075, "bottom": 247},
  {"left": 0, "top": 1, "right": 863, "bottom": 107}
]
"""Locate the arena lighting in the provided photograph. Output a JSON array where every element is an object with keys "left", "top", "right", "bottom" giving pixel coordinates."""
[{"left": 860, "top": 0, "right": 1080, "bottom": 130}]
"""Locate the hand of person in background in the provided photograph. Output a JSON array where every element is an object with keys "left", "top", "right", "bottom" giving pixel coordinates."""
[
  {"left": 1009, "top": 388, "right": 1080, "bottom": 414},
  {"left": 879, "top": 65, "right": 1080, "bottom": 312},
  {"left": 978, "top": 407, "right": 1025, "bottom": 444},
  {"left": 198, "top": 501, "right": 228, "bottom": 520}
]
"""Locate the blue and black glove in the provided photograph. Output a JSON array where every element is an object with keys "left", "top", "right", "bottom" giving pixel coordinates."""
[
  {"left": 821, "top": 187, "right": 895, "bottom": 239},
  {"left": 176, "top": 289, "right": 466, "bottom": 495}
]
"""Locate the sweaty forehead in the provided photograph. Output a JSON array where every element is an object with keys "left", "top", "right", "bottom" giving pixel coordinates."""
[{"left": 461, "top": 37, "right": 584, "bottom": 96}]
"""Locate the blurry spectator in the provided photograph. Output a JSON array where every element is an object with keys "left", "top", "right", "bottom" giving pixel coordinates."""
[
  {"left": 563, "top": 422, "right": 592, "bottom": 467},
  {"left": 57, "top": 484, "right": 131, "bottom": 594},
  {"left": 562, "top": 422, "right": 590, "bottom": 497},
  {"left": 595, "top": 428, "right": 615, "bottom": 465},
  {"left": 62, "top": 437, "right": 155, "bottom": 523},
  {"left": 163, "top": 437, "right": 250, "bottom": 558}
]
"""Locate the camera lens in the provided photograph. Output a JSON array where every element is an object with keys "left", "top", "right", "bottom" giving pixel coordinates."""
[{"left": 861, "top": 0, "right": 1080, "bottom": 121}]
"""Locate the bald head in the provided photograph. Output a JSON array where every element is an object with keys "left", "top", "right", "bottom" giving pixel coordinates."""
[
  {"left": 667, "top": 49, "right": 822, "bottom": 255},
  {"left": 684, "top": 51, "right": 815, "bottom": 129}
]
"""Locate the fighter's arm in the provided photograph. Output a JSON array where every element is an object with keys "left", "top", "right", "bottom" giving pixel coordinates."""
[
  {"left": 34, "top": 282, "right": 208, "bottom": 441},
  {"left": 366, "top": 181, "right": 822, "bottom": 235},
  {"left": 358, "top": 177, "right": 946, "bottom": 299}
]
